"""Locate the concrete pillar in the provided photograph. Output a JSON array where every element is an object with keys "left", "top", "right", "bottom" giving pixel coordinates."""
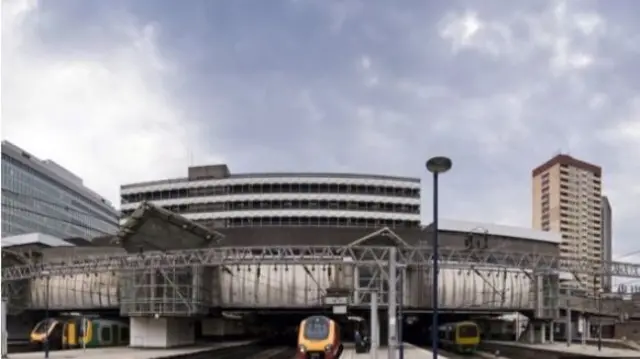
[
  {"left": 539, "top": 322, "right": 546, "bottom": 344},
  {"left": 528, "top": 323, "right": 534, "bottom": 343},
  {"left": 130, "top": 317, "right": 195, "bottom": 348},
  {"left": 579, "top": 315, "right": 586, "bottom": 345},
  {"left": 2, "top": 298, "right": 7, "bottom": 359},
  {"left": 549, "top": 321, "right": 555, "bottom": 343}
]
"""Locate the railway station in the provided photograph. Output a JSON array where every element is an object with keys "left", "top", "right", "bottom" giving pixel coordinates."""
[
  {"left": 3, "top": 203, "right": 640, "bottom": 358},
  {"left": 3, "top": 166, "right": 640, "bottom": 359}
]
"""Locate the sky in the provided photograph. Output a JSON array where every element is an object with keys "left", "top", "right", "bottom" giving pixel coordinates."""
[{"left": 2, "top": 0, "right": 639, "bottom": 261}]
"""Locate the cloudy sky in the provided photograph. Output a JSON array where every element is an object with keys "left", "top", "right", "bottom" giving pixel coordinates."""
[{"left": 2, "top": 0, "right": 638, "bottom": 258}]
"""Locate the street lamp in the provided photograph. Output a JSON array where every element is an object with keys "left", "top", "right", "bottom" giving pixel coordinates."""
[
  {"left": 41, "top": 270, "right": 50, "bottom": 359},
  {"left": 426, "top": 156, "right": 452, "bottom": 359},
  {"left": 593, "top": 275, "right": 602, "bottom": 351}
]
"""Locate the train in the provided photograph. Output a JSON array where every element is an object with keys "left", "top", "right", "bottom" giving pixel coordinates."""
[
  {"left": 437, "top": 321, "right": 481, "bottom": 354},
  {"left": 296, "top": 315, "right": 343, "bottom": 359},
  {"left": 30, "top": 316, "right": 129, "bottom": 350}
]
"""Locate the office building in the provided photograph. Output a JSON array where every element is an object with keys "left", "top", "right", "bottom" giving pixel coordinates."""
[
  {"left": 532, "top": 154, "right": 603, "bottom": 292},
  {"left": 120, "top": 164, "right": 421, "bottom": 228},
  {"left": 601, "top": 195, "right": 613, "bottom": 292},
  {"left": 1, "top": 141, "right": 119, "bottom": 239}
]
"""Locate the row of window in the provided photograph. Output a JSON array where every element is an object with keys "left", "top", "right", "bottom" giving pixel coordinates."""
[
  {"left": 539, "top": 218, "right": 601, "bottom": 234},
  {"left": 2, "top": 204, "right": 105, "bottom": 239},
  {"left": 121, "top": 184, "right": 420, "bottom": 204},
  {"left": 2, "top": 154, "right": 117, "bottom": 221},
  {"left": 99, "top": 324, "right": 129, "bottom": 344},
  {"left": 540, "top": 166, "right": 601, "bottom": 182},
  {"left": 193, "top": 217, "right": 421, "bottom": 229},
  {"left": 2, "top": 194, "right": 115, "bottom": 238},
  {"left": 121, "top": 200, "right": 420, "bottom": 218},
  {"left": 540, "top": 190, "right": 601, "bottom": 211}
]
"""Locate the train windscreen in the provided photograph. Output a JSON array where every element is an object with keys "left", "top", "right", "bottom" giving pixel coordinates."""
[
  {"left": 304, "top": 316, "right": 330, "bottom": 340},
  {"left": 458, "top": 324, "right": 478, "bottom": 338},
  {"left": 33, "top": 319, "right": 56, "bottom": 334}
]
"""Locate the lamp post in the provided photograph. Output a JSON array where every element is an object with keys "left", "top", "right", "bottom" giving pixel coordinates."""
[
  {"left": 41, "top": 270, "right": 50, "bottom": 359},
  {"left": 426, "top": 156, "right": 452, "bottom": 359},
  {"left": 594, "top": 276, "right": 602, "bottom": 351}
]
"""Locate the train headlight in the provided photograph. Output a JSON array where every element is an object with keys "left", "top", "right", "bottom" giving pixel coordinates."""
[
  {"left": 324, "top": 344, "right": 333, "bottom": 352},
  {"left": 298, "top": 344, "right": 307, "bottom": 353}
]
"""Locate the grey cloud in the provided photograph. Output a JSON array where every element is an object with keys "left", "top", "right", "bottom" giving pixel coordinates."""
[{"left": 23, "top": 0, "right": 638, "bottom": 259}]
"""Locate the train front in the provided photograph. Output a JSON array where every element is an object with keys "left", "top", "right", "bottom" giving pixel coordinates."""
[
  {"left": 29, "top": 318, "right": 59, "bottom": 350},
  {"left": 455, "top": 322, "right": 480, "bottom": 353},
  {"left": 296, "top": 316, "right": 342, "bottom": 359}
]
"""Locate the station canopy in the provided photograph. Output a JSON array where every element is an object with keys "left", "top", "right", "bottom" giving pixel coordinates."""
[{"left": 116, "top": 201, "right": 225, "bottom": 253}]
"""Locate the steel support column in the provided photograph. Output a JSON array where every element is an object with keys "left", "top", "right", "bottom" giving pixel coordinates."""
[
  {"left": 387, "top": 246, "right": 398, "bottom": 359},
  {"left": 370, "top": 291, "right": 379, "bottom": 359}
]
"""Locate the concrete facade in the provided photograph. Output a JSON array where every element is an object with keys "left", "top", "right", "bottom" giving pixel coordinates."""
[
  {"left": 129, "top": 317, "right": 195, "bottom": 348},
  {"left": 532, "top": 154, "right": 604, "bottom": 293},
  {"left": 120, "top": 164, "right": 422, "bottom": 229},
  {"left": 602, "top": 196, "right": 613, "bottom": 291}
]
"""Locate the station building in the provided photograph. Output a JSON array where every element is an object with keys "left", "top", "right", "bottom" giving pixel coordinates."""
[{"left": 120, "top": 164, "right": 421, "bottom": 229}]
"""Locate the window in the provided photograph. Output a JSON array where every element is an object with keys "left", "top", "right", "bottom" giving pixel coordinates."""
[
  {"left": 458, "top": 324, "right": 478, "bottom": 338},
  {"left": 101, "top": 326, "right": 112, "bottom": 343},
  {"left": 304, "top": 316, "right": 330, "bottom": 340},
  {"left": 33, "top": 319, "right": 56, "bottom": 334}
]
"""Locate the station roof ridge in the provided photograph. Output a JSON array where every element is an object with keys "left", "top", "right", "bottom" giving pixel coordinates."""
[
  {"left": 116, "top": 201, "right": 225, "bottom": 252},
  {"left": 2, "top": 232, "right": 75, "bottom": 248},
  {"left": 121, "top": 169, "right": 420, "bottom": 189},
  {"left": 427, "top": 218, "right": 562, "bottom": 244}
]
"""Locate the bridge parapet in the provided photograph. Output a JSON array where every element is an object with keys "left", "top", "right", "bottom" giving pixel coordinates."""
[{"left": 561, "top": 295, "right": 628, "bottom": 317}]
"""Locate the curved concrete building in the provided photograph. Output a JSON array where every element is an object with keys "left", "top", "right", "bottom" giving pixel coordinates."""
[{"left": 120, "top": 164, "right": 421, "bottom": 229}]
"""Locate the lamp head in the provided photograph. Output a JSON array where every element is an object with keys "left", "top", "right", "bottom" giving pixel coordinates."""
[{"left": 426, "top": 156, "right": 452, "bottom": 174}]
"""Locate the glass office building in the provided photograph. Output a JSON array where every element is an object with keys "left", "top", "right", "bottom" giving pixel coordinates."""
[{"left": 1, "top": 141, "right": 119, "bottom": 239}]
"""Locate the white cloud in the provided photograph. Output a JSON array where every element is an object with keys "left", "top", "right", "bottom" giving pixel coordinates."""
[
  {"left": 1, "top": 0, "right": 217, "bottom": 207},
  {"left": 438, "top": 11, "right": 514, "bottom": 58}
]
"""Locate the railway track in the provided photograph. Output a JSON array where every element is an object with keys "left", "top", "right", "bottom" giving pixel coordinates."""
[
  {"left": 5, "top": 343, "right": 294, "bottom": 358},
  {"left": 185, "top": 344, "right": 294, "bottom": 359},
  {"left": 415, "top": 346, "right": 497, "bottom": 359},
  {"left": 438, "top": 348, "right": 509, "bottom": 359}
]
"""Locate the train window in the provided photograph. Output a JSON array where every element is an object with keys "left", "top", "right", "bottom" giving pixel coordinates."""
[
  {"left": 120, "top": 326, "right": 129, "bottom": 342},
  {"left": 304, "top": 317, "right": 330, "bottom": 340},
  {"left": 34, "top": 319, "right": 55, "bottom": 334},
  {"left": 101, "top": 327, "right": 112, "bottom": 343},
  {"left": 458, "top": 325, "right": 478, "bottom": 338},
  {"left": 111, "top": 325, "right": 119, "bottom": 344}
]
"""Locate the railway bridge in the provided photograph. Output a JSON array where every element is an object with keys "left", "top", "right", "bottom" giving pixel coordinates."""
[{"left": 3, "top": 203, "right": 640, "bottom": 346}]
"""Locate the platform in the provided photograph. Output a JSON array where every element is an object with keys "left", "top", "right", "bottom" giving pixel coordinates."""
[
  {"left": 484, "top": 340, "right": 640, "bottom": 358},
  {"left": 6, "top": 340, "right": 253, "bottom": 359},
  {"left": 341, "top": 343, "right": 451, "bottom": 359}
]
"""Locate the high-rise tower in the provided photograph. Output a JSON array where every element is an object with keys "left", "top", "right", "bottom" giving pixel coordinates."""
[
  {"left": 532, "top": 154, "right": 603, "bottom": 292},
  {"left": 601, "top": 196, "right": 613, "bottom": 292}
]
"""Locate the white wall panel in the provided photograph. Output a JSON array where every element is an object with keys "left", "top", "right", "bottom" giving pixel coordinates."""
[
  {"left": 121, "top": 176, "right": 420, "bottom": 195},
  {"left": 121, "top": 193, "right": 420, "bottom": 211},
  {"left": 407, "top": 266, "right": 532, "bottom": 309},
  {"left": 30, "top": 273, "right": 119, "bottom": 309},
  {"left": 221, "top": 263, "right": 353, "bottom": 307},
  {"left": 183, "top": 210, "right": 419, "bottom": 221}
]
